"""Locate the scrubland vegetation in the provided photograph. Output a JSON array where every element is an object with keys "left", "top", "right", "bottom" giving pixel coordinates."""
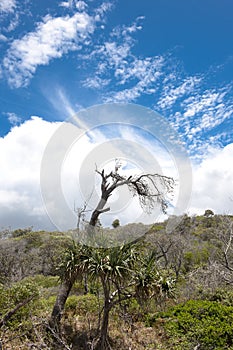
[{"left": 1, "top": 212, "right": 233, "bottom": 349}]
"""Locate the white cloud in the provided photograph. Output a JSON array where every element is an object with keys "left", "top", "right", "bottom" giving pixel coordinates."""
[
  {"left": 104, "top": 56, "right": 164, "bottom": 103},
  {"left": 83, "top": 76, "right": 110, "bottom": 89},
  {"left": 183, "top": 89, "right": 232, "bottom": 134},
  {"left": 94, "top": 2, "right": 113, "bottom": 19},
  {"left": 76, "top": 1, "right": 88, "bottom": 11},
  {"left": 5, "top": 13, "right": 19, "bottom": 32},
  {"left": 183, "top": 91, "right": 222, "bottom": 117},
  {"left": 59, "top": 1, "right": 72, "bottom": 8},
  {"left": 0, "top": 34, "right": 7, "bottom": 41},
  {"left": 0, "top": 0, "right": 16, "bottom": 13},
  {"left": 158, "top": 78, "right": 233, "bottom": 160},
  {"left": 6, "top": 112, "right": 21, "bottom": 125},
  {"left": 43, "top": 86, "right": 86, "bottom": 127},
  {"left": 190, "top": 143, "right": 233, "bottom": 215},
  {"left": 81, "top": 16, "right": 149, "bottom": 97},
  {"left": 3, "top": 12, "right": 95, "bottom": 87},
  {"left": 0, "top": 117, "right": 61, "bottom": 229},
  {"left": 1, "top": 115, "right": 232, "bottom": 231},
  {"left": 158, "top": 76, "right": 202, "bottom": 110},
  {"left": 82, "top": 17, "right": 165, "bottom": 103},
  {"left": 59, "top": 0, "right": 87, "bottom": 10}
]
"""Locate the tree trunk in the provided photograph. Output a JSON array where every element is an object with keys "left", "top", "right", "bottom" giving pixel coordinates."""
[
  {"left": 98, "top": 277, "right": 111, "bottom": 350},
  {"left": 99, "top": 304, "right": 110, "bottom": 349},
  {"left": 84, "top": 273, "right": 88, "bottom": 294},
  {"left": 89, "top": 197, "right": 109, "bottom": 228},
  {"left": 50, "top": 278, "right": 73, "bottom": 330}
]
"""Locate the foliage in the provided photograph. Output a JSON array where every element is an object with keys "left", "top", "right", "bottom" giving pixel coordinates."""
[
  {"left": 134, "top": 250, "right": 175, "bottom": 309},
  {"left": 1, "top": 213, "right": 233, "bottom": 348},
  {"left": 200, "top": 288, "right": 233, "bottom": 306},
  {"left": 0, "top": 231, "right": 71, "bottom": 283},
  {"left": 112, "top": 219, "right": 120, "bottom": 228},
  {"left": 204, "top": 209, "right": 215, "bottom": 218},
  {"left": 154, "top": 300, "right": 233, "bottom": 349},
  {"left": 0, "top": 278, "right": 39, "bottom": 327},
  {"left": 65, "top": 293, "right": 99, "bottom": 314},
  {"left": 11, "top": 226, "right": 33, "bottom": 238}
]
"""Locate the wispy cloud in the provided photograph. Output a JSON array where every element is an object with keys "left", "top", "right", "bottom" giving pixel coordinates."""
[
  {"left": 183, "top": 88, "right": 232, "bottom": 132},
  {"left": 82, "top": 17, "right": 167, "bottom": 102},
  {"left": 1, "top": 4, "right": 232, "bottom": 163},
  {"left": 94, "top": 2, "right": 114, "bottom": 19},
  {"left": 167, "top": 83, "right": 233, "bottom": 151},
  {"left": 0, "top": 34, "right": 7, "bottom": 41},
  {"left": 5, "top": 112, "right": 22, "bottom": 126},
  {"left": 157, "top": 76, "right": 202, "bottom": 110},
  {"left": 105, "top": 56, "right": 164, "bottom": 102},
  {"left": 77, "top": 13, "right": 232, "bottom": 160},
  {"left": 45, "top": 86, "right": 79, "bottom": 119},
  {"left": 83, "top": 76, "right": 110, "bottom": 89},
  {"left": 3, "top": 11, "right": 95, "bottom": 87},
  {"left": 0, "top": 0, "right": 16, "bottom": 13},
  {"left": 59, "top": 0, "right": 88, "bottom": 11},
  {"left": 59, "top": 0, "right": 73, "bottom": 8}
]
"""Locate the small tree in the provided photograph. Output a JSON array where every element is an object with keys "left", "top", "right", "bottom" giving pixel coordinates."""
[
  {"left": 112, "top": 219, "right": 120, "bottom": 229},
  {"left": 50, "top": 242, "right": 85, "bottom": 330},
  {"left": 204, "top": 209, "right": 214, "bottom": 218},
  {"left": 56, "top": 241, "right": 175, "bottom": 349}
]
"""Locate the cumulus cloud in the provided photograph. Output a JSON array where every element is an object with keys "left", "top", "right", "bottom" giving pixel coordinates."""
[
  {"left": 0, "top": 117, "right": 61, "bottom": 230},
  {"left": 190, "top": 143, "right": 233, "bottom": 215},
  {"left": 0, "top": 115, "right": 232, "bottom": 231},
  {"left": 3, "top": 12, "right": 94, "bottom": 87}
]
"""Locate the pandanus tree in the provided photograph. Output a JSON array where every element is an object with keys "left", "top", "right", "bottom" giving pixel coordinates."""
[
  {"left": 52, "top": 239, "right": 175, "bottom": 349},
  {"left": 50, "top": 241, "right": 86, "bottom": 330},
  {"left": 83, "top": 242, "right": 139, "bottom": 349},
  {"left": 50, "top": 163, "right": 175, "bottom": 337},
  {"left": 85, "top": 243, "right": 175, "bottom": 349}
]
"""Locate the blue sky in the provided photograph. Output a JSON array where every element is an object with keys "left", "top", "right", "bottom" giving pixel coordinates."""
[{"left": 0, "top": 0, "right": 233, "bottom": 230}]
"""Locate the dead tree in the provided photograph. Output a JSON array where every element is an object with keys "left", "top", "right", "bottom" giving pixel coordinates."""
[{"left": 88, "top": 166, "right": 174, "bottom": 234}]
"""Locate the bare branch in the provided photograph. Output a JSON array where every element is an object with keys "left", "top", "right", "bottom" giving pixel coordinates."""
[
  {"left": 88, "top": 166, "right": 175, "bottom": 233},
  {"left": 0, "top": 295, "right": 36, "bottom": 328}
]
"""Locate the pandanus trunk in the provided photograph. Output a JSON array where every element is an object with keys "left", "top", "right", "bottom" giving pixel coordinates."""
[
  {"left": 99, "top": 303, "right": 110, "bottom": 350},
  {"left": 50, "top": 278, "right": 73, "bottom": 330},
  {"left": 98, "top": 276, "right": 111, "bottom": 350}
]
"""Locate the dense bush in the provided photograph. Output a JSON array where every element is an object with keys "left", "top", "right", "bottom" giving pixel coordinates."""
[
  {"left": 65, "top": 293, "right": 99, "bottom": 315},
  {"left": 0, "top": 278, "right": 40, "bottom": 327},
  {"left": 150, "top": 299, "right": 233, "bottom": 349}
]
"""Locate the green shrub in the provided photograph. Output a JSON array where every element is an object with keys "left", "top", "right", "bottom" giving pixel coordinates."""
[
  {"left": 65, "top": 293, "right": 99, "bottom": 315},
  {"left": 0, "top": 279, "right": 40, "bottom": 328},
  {"left": 149, "top": 300, "right": 233, "bottom": 349},
  {"left": 27, "top": 274, "right": 59, "bottom": 288},
  {"left": 201, "top": 288, "right": 233, "bottom": 306}
]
